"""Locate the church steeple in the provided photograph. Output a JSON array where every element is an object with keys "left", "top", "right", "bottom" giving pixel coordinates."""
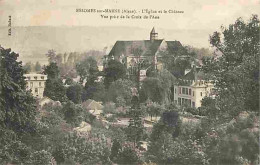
[{"left": 150, "top": 27, "right": 158, "bottom": 41}]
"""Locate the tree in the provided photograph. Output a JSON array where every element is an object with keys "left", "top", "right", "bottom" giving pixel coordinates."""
[
  {"left": 66, "top": 83, "right": 83, "bottom": 104},
  {"left": 126, "top": 108, "right": 145, "bottom": 147},
  {"left": 23, "top": 62, "right": 33, "bottom": 73},
  {"left": 43, "top": 62, "right": 67, "bottom": 102},
  {"left": 107, "top": 79, "right": 135, "bottom": 105},
  {"left": 203, "top": 15, "right": 259, "bottom": 115},
  {"left": 83, "top": 81, "right": 106, "bottom": 102},
  {"left": 0, "top": 47, "right": 39, "bottom": 164},
  {"left": 63, "top": 101, "right": 84, "bottom": 127},
  {"left": 46, "top": 49, "right": 57, "bottom": 63},
  {"left": 117, "top": 146, "right": 140, "bottom": 164},
  {"left": 140, "top": 69, "right": 176, "bottom": 104},
  {"left": 0, "top": 47, "right": 37, "bottom": 132},
  {"left": 76, "top": 56, "right": 99, "bottom": 84},
  {"left": 34, "top": 61, "right": 41, "bottom": 72},
  {"left": 43, "top": 62, "right": 60, "bottom": 79},
  {"left": 104, "top": 60, "right": 126, "bottom": 88},
  {"left": 146, "top": 101, "right": 164, "bottom": 121}
]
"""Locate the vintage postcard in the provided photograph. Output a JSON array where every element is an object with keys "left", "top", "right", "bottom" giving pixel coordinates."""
[{"left": 0, "top": 0, "right": 259, "bottom": 164}]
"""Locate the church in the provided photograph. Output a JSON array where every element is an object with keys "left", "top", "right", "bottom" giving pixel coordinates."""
[
  {"left": 107, "top": 27, "right": 185, "bottom": 80},
  {"left": 106, "top": 28, "right": 214, "bottom": 108}
]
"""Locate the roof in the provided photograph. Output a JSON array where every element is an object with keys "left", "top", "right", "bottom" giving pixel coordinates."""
[
  {"left": 24, "top": 73, "right": 47, "bottom": 81},
  {"left": 182, "top": 68, "right": 206, "bottom": 81},
  {"left": 151, "top": 27, "right": 156, "bottom": 34},
  {"left": 165, "top": 41, "right": 184, "bottom": 54},
  {"left": 82, "top": 99, "right": 104, "bottom": 110},
  {"left": 108, "top": 40, "right": 183, "bottom": 58},
  {"left": 109, "top": 40, "right": 163, "bottom": 57}
]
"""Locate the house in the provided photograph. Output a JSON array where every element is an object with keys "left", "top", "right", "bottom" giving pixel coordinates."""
[
  {"left": 24, "top": 73, "right": 47, "bottom": 98},
  {"left": 38, "top": 96, "right": 61, "bottom": 108},
  {"left": 106, "top": 27, "right": 185, "bottom": 81},
  {"left": 82, "top": 99, "right": 104, "bottom": 118},
  {"left": 173, "top": 68, "right": 214, "bottom": 108},
  {"left": 73, "top": 121, "right": 92, "bottom": 136}
]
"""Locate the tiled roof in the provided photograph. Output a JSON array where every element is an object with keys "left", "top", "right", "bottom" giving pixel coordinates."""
[
  {"left": 109, "top": 40, "right": 163, "bottom": 57},
  {"left": 108, "top": 40, "right": 184, "bottom": 58},
  {"left": 165, "top": 41, "right": 183, "bottom": 54},
  {"left": 82, "top": 99, "right": 104, "bottom": 110}
]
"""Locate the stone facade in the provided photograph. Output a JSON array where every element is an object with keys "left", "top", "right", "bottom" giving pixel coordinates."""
[{"left": 24, "top": 73, "right": 47, "bottom": 98}]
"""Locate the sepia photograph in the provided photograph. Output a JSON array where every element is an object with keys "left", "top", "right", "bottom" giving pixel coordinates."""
[{"left": 0, "top": 0, "right": 259, "bottom": 164}]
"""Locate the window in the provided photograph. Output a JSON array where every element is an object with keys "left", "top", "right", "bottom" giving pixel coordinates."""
[
  {"left": 182, "top": 88, "right": 185, "bottom": 94},
  {"left": 192, "top": 102, "right": 195, "bottom": 108},
  {"left": 39, "top": 82, "right": 42, "bottom": 87},
  {"left": 186, "top": 88, "right": 188, "bottom": 95},
  {"left": 193, "top": 91, "right": 195, "bottom": 96},
  {"left": 41, "top": 76, "right": 44, "bottom": 79},
  {"left": 178, "top": 98, "right": 181, "bottom": 105},
  {"left": 175, "top": 88, "right": 176, "bottom": 94},
  {"left": 34, "top": 76, "right": 38, "bottom": 80},
  {"left": 189, "top": 89, "right": 191, "bottom": 95},
  {"left": 201, "top": 92, "right": 203, "bottom": 96},
  {"left": 188, "top": 99, "right": 191, "bottom": 106},
  {"left": 35, "top": 88, "right": 38, "bottom": 94},
  {"left": 182, "top": 98, "right": 184, "bottom": 105},
  {"left": 179, "top": 87, "right": 181, "bottom": 94},
  {"left": 30, "top": 82, "right": 33, "bottom": 87}
]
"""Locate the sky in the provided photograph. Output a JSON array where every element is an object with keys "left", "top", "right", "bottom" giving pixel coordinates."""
[
  {"left": 0, "top": 0, "right": 259, "bottom": 64},
  {"left": 0, "top": 0, "right": 259, "bottom": 29}
]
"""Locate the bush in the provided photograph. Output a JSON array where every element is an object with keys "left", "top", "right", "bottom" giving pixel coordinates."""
[
  {"left": 103, "top": 102, "right": 116, "bottom": 114},
  {"left": 29, "top": 150, "right": 53, "bottom": 165}
]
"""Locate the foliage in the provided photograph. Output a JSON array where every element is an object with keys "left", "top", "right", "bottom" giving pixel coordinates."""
[
  {"left": 83, "top": 81, "right": 106, "bottom": 102},
  {"left": 145, "top": 101, "right": 165, "bottom": 120},
  {"left": 64, "top": 77, "right": 73, "bottom": 85},
  {"left": 110, "top": 139, "right": 122, "bottom": 161},
  {"left": 104, "top": 60, "right": 126, "bottom": 88},
  {"left": 140, "top": 69, "right": 176, "bottom": 104},
  {"left": 23, "top": 62, "right": 33, "bottom": 73},
  {"left": 107, "top": 79, "right": 135, "bottom": 105},
  {"left": 117, "top": 146, "right": 140, "bottom": 164},
  {"left": 34, "top": 61, "right": 42, "bottom": 72},
  {"left": 203, "top": 15, "right": 259, "bottom": 115},
  {"left": 63, "top": 101, "right": 84, "bottom": 127},
  {"left": 0, "top": 128, "right": 32, "bottom": 164},
  {"left": 52, "top": 132, "right": 111, "bottom": 164},
  {"left": 126, "top": 108, "right": 145, "bottom": 147},
  {"left": 43, "top": 62, "right": 60, "bottom": 79},
  {"left": 44, "top": 78, "right": 67, "bottom": 102},
  {"left": 29, "top": 150, "right": 53, "bottom": 165},
  {"left": 115, "top": 96, "right": 126, "bottom": 108},
  {"left": 43, "top": 62, "right": 67, "bottom": 102},
  {"left": 103, "top": 102, "right": 116, "bottom": 114},
  {"left": 66, "top": 83, "right": 83, "bottom": 104},
  {"left": 0, "top": 47, "right": 37, "bottom": 132},
  {"left": 76, "top": 56, "right": 99, "bottom": 84}
]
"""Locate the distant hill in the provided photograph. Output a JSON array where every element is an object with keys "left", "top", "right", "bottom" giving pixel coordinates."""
[{"left": 0, "top": 26, "right": 214, "bottom": 65}]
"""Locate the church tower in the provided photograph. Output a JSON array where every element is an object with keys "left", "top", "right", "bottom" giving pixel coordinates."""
[{"left": 150, "top": 27, "right": 158, "bottom": 41}]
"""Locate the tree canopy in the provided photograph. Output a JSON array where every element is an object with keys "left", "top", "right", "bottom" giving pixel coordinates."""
[
  {"left": 203, "top": 15, "right": 259, "bottom": 115},
  {"left": 104, "top": 60, "right": 126, "bottom": 88},
  {"left": 0, "top": 47, "right": 37, "bottom": 132}
]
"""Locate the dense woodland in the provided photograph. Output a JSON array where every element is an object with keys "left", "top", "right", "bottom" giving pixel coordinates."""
[{"left": 0, "top": 15, "right": 259, "bottom": 165}]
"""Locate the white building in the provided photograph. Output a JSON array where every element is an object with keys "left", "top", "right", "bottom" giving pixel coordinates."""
[
  {"left": 24, "top": 73, "right": 47, "bottom": 98},
  {"left": 173, "top": 68, "right": 214, "bottom": 108}
]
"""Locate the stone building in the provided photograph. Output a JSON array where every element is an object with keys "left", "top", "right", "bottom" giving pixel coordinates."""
[
  {"left": 106, "top": 27, "right": 185, "bottom": 81},
  {"left": 173, "top": 68, "right": 214, "bottom": 108},
  {"left": 24, "top": 73, "right": 47, "bottom": 98}
]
